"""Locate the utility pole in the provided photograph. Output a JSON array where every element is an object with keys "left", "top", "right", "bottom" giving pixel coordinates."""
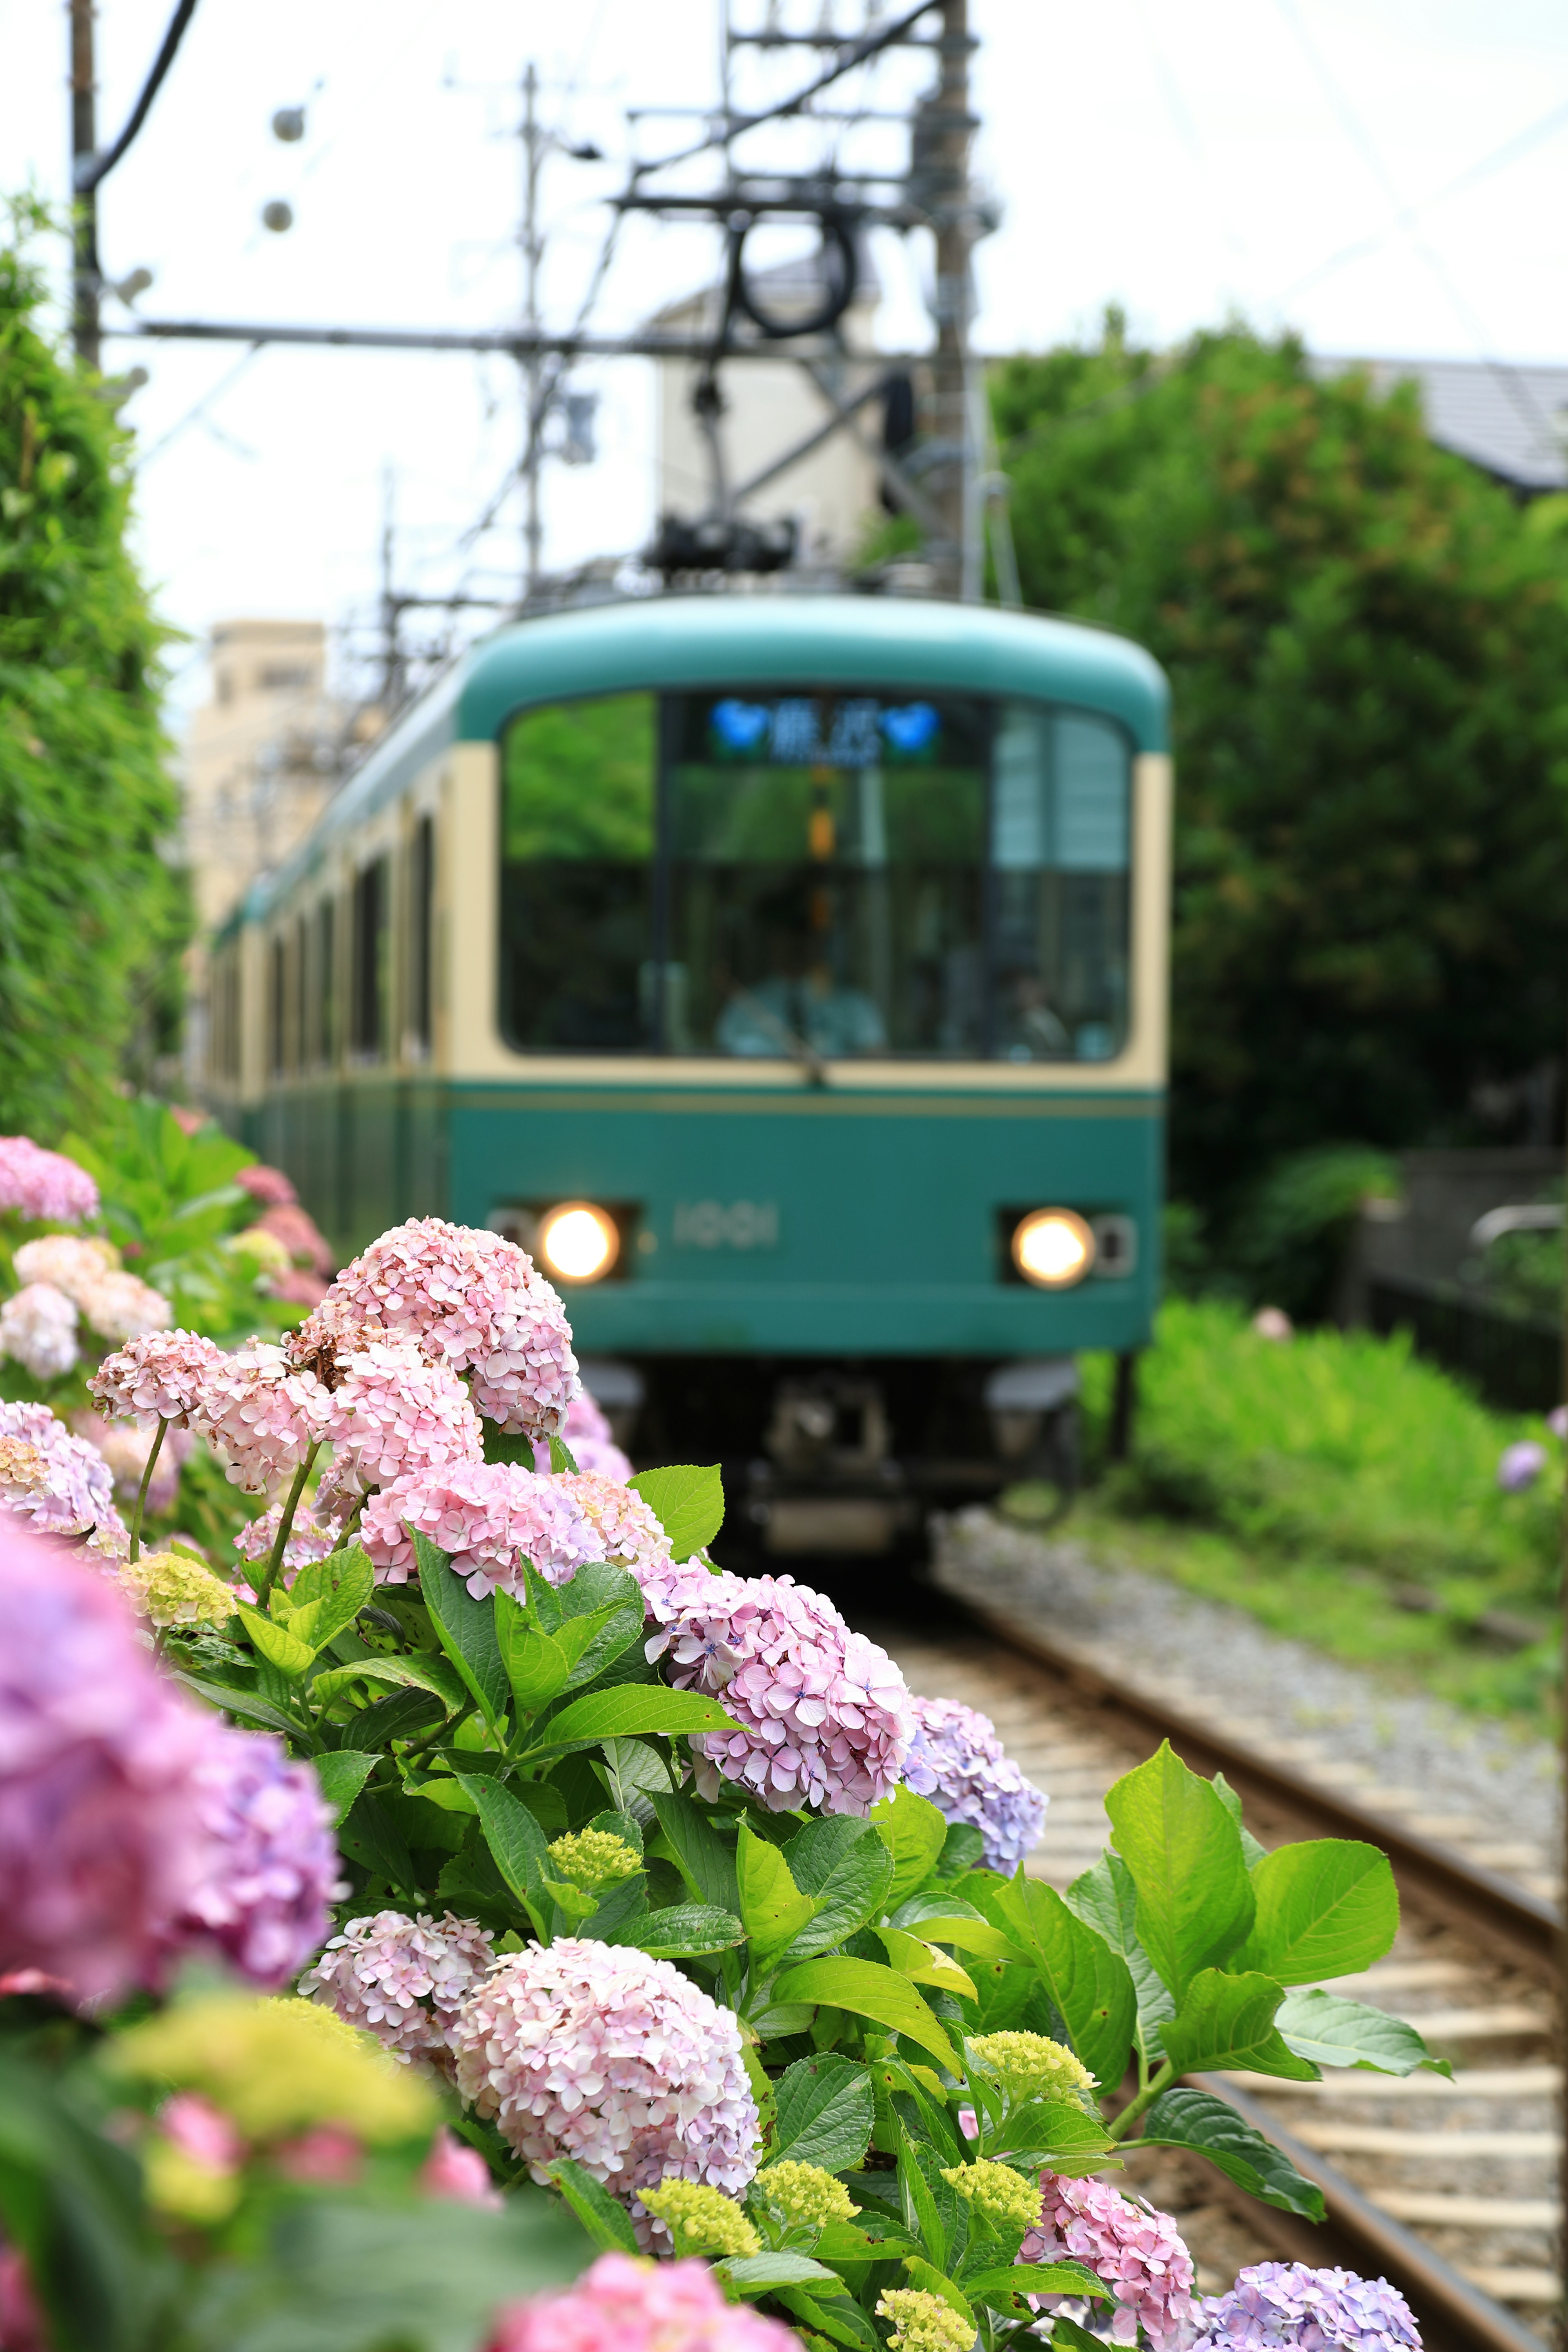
[
  {"left": 922, "top": 0, "right": 979, "bottom": 599},
  {"left": 376, "top": 464, "right": 406, "bottom": 717},
  {"left": 69, "top": 0, "right": 101, "bottom": 369},
  {"left": 520, "top": 61, "right": 544, "bottom": 602}
]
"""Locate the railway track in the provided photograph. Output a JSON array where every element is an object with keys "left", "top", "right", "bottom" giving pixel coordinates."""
[{"left": 860, "top": 1591, "right": 1562, "bottom": 2352}]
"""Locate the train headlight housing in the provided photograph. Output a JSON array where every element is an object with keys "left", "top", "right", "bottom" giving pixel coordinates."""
[
  {"left": 538, "top": 1202, "right": 619, "bottom": 1284},
  {"left": 1011, "top": 1207, "right": 1096, "bottom": 1290}
]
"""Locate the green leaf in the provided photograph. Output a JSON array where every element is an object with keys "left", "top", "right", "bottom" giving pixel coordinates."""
[
  {"left": 536, "top": 1686, "right": 739, "bottom": 1751},
  {"left": 313, "top": 1750, "right": 378, "bottom": 1826},
  {"left": 630, "top": 1904, "right": 746, "bottom": 1956},
  {"left": 543, "top": 2159, "right": 640, "bottom": 2253},
  {"left": 986, "top": 2095, "right": 1115, "bottom": 2176},
  {"left": 310, "top": 1655, "right": 470, "bottom": 1715},
  {"left": 286, "top": 1545, "right": 375, "bottom": 1651},
  {"left": 1065, "top": 1851, "right": 1175, "bottom": 2065},
  {"left": 651, "top": 1791, "right": 740, "bottom": 1912},
  {"left": 236, "top": 1602, "right": 316, "bottom": 1677},
  {"left": 1138, "top": 2087, "right": 1327, "bottom": 2219},
  {"left": 173, "top": 1671, "right": 296, "bottom": 1736},
  {"left": 337, "top": 1793, "right": 415, "bottom": 1893},
  {"left": 717, "top": 2252, "right": 840, "bottom": 2292},
  {"left": 457, "top": 1775, "right": 552, "bottom": 1920},
  {"left": 876, "top": 1926, "right": 978, "bottom": 2003},
  {"left": 416, "top": 1535, "right": 509, "bottom": 1728},
  {"left": 901, "top": 1912, "right": 1022, "bottom": 1964},
  {"left": 990, "top": 1874, "right": 1137, "bottom": 2091},
  {"left": 0, "top": 2048, "right": 161, "bottom": 2352},
  {"left": 1212, "top": 1772, "right": 1269, "bottom": 1869},
  {"left": 967, "top": 2259, "right": 1110, "bottom": 2305},
  {"left": 1160, "top": 1970, "right": 1319, "bottom": 2081},
  {"left": 902, "top": 2258, "right": 975, "bottom": 2328},
  {"left": 627, "top": 1463, "right": 725, "bottom": 1560},
  {"left": 1103, "top": 1742, "right": 1255, "bottom": 2000},
  {"left": 778, "top": 1824, "right": 895, "bottom": 1964},
  {"left": 774, "top": 2286, "right": 882, "bottom": 2350},
  {"left": 738, "top": 1823, "right": 820, "bottom": 1962},
  {"left": 871, "top": 1786, "right": 953, "bottom": 1906},
  {"left": 1274, "top": 1989, "right": 1452, "bottom": 2077},
  {"left": 772, "top": 1957, "right": 958, "bottom": 2072},
  {"left": 770, "top": 2055, "right": 876, "bottom": 2174},
  {"left": 1233, "top": 1842, "right": 1400, "bottom": 1987},
  {"left": 494, "top": 1594, "right": 572, "bottom": 1711},
  {"left": 548, "top": 1434, "right": 580, "bottom": 1475}
]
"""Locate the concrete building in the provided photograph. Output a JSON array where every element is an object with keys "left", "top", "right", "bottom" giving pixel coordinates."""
[{"left": 183, "top": 620, "right": 352, "bottom": 930}]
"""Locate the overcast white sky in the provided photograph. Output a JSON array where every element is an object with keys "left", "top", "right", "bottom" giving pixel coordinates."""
[{"left": 3, "top": 0, "right": 1567, "bottom": 723}]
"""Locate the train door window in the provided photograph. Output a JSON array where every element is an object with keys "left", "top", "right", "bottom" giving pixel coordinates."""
[
  {"left": 293, "top": 915, "right": 309, "bottom": 1074},
  {"left": 350, "top": 858, "right": 389, "bottom": 1060},
  {"left": 666, "top": 690, "right": 987, "bottom": 1058},
  {"left": 267, "top": 935, "right": 287, "bottom": 1078},
  {"left": 499, "top": 694, "right": 655, "bottom": 1051},
  {"left": 407, "top": 813, "right": 434, "bottom": 1057},
  {"left": 312, "top": 896, "right": 336, "bottom": 1068},
  {"left": 991, "top": 705, "right": 1130, "bottom": 1063}
]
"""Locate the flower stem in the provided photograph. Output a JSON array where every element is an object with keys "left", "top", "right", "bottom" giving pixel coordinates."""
[
  {"left": 1107, "top": 2060, "right": 1173, "bottom": 2141},
  {"left": 258, "top": 1440, "right": 320, "bottom": 1606},
  {"left": 128, "top": 1418, "right": 168, "bottom": 1564}
]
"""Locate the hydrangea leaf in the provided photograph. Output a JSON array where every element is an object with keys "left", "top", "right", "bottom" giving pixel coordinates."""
[
  {"left": 0, "top": 2047, "right": 156, "bottom": 2352},
  {"left": 547, "top": 1435, "right": 580, "bottom": 1476},
  {"left": 1065, "top": 1851, "right": 1174, "bottom": 2065},
  {"left": 777, "top": 1828, "right": 895, "bottom": 1965},
  {"left": 541, "top": 2158, "right": 639, "bottom": 2254},
  {"left": 1138, "top": 2087, "right": 1327, "bottom": 2218},
  {"left": 492, "top": 1593, "right": 572, "bottom": 1711},
  {"left": 714, "top": 2252, "right": 840, "bottom": 2294},
  {"left": 627, "top": 1463, "right": 725, "bottom": 1561},
  {"left": 236, "top": 1602, "right": 316, "bottom": 1678},
  {"left": 337, "top": 1793, "right": 416, "bottom": 1897},
  {"left": 988, "top": 2094, "right": 1116, "bottom": 2176},
  {"left": 876, "top": 1927, "right": 978, "bottom": 2003},
  {"left": 457, "top": 1775, "right": 552, "bottom": 1926},
  {"left": 1160, "top": 1970, "right": 1319, "bottom": 2081},
  {"left": 774, "top": 2285, "right": 882, "bottom": 2350},
  {"left": 902, "top": 2257, "right": 976, "bottom": 2328},
  {"left": 1211, "top": 1773, "right": 1269, "bottom": 1869},
  {"left": 770, "top": 2054, "right": 876, "bottom": 2174},
  {"left": 535, "top": 1686, "right": 739, "bottom": 1751},
  {"left": 312, "top": 1750, "right": 378, "bottom": 1826},
  {"left": 285, "top": 1546, "right": 375, "bottom": 1652},
  {"left": 415, "top": 1536, "right": 508, "bottom": 1730},
  {"left": 738, "top": 1822, "right": 821, "bottom": 1962},
  {"left": 772, "top": 1957, "right": 958, "bottom": 2073},
  {"left": 1232, "top": 1843, "right": 1400, "bottom": 1988},
  {"left": 967, "top": 2259, "right": 1111, "bottom": 2306},
  {"left": 624, "top": 1904, "right": 746, "bottom": 1956},
  {"left": 895, "top": 1909, "right": 1022, "bottom": 1965},
  {"left": 311, "top": 1656, "right": 469, "bottom": 1717},
  {"left": 174, "top": 1670, "right": 296, "bottom": 1737},
  {"left": 651, "top": 1791, "right": 739, "bottom": 1913},
  {"left": 1102, "top": 1743, "right": 1255, "bottom": 2000},
  {"left": 1274, "top": 1989, "right": 1451, "bottom": 2077},
  {"left": 870, "top": 1784, "right": 950, "bottom": 1906},
  {"left": 989, "top": 1875, "right": 1137, "bottom": 2092}
]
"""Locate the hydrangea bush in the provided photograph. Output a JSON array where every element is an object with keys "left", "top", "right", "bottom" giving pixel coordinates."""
[{"left": 0, "top": 1193, "right": 1439, "bottom": 2352}]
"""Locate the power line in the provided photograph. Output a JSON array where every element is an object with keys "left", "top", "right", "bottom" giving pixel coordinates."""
[{"left": 76, "top": 0, "right": 200, "bottom": 194}]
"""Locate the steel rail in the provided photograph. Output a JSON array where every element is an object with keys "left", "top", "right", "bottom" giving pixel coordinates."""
[{"left": 957, "top": 1597, "right": 1561, "bottom": 1985}]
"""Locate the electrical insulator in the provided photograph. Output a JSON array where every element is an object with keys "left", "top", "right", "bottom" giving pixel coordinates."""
[
  {"left": 261, "top": 200, "right": 294, "bottom": 234},
  {"left": 272, "top": 107, "right": 306, "bottom": 142}
]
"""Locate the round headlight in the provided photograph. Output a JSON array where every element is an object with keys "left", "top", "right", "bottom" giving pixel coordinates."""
[
  {"left": 1012, "top": 1207, "right": 1096, "bottom": 1290},
  {"left": 537, "top": 1202, "right": 619, "bottom": 1284}
]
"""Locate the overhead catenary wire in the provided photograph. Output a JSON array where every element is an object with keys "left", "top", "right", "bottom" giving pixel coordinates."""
[{"left": 76, "top": 0, "right": 200, "bottom": 192}]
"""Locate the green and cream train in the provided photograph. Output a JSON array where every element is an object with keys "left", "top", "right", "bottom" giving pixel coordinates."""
[{"left": 206, "top": 593, "right": 1171, "bottom": 1554}]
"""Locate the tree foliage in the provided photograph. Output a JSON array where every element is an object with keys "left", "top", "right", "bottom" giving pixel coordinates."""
[
  {"left": 993, "top": 321, "right": 1568, "bottom": 1211},
  {"left": 0, "top": 200, "right": 188, "bottom": 1138}
]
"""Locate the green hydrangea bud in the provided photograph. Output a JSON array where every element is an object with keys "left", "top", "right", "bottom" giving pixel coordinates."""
[
  {"left": 638, "top": 2178, "right": 760, "bottom": 2258},
  {"left": 969, "top": 2028, "right": 1097, "bottom": 2101},
  {"left": 942, "top": 2156, "right": 1042, "bottom": 2234},
  {"left": 116, "top": 1549, "right": 238, "bottom": 1630},
  {"left": 545, "top": 1827, "right": 641, "bottom": 1891},
  {"left": 753, "top": 2158, "right": 860, "bottom": 2230},
  {"left": 875, "top": 2287, "right": 975, "bottom": 2352}
]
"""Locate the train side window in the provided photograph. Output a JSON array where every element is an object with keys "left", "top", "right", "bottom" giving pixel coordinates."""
[
  {"left": 991, "top": 705, "right": 1131, "bottom": 1064},
  {"left": 315, "top": 897, "right": 336, "bottom": 1067},
  {"left": 407, "top": 813, "right": 434, "bottom": 1057},
  {"left": 293, "top": 914, "right": 308, "bottom": 1074},
  {"left": 499, "top": 693, "right": 655, "bottom": 1052},
  {"left": 350, "top": 858, "right": 389, "bottom": 1060},
  {"left": 267, "top": 935, "right": 287, "bottom": 1078}
]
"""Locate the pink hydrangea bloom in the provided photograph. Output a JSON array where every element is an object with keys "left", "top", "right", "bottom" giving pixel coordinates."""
[
  {"left": 1022, "top": 2173, "right": 1198, "bottom": 2351},
  {"left": 0, "top": 1524, "right": 216, "bottom": 2006},
  {"left": 534, "top": 1389, "right": 633, "bottom": 1482},
  {"left": 232, "top": 1501, "right": 338, "bottom": 1576},
  {"left": 361, "top": 1461, "right": 601, "bottom": 1593},
  {"left": 259, "top": 1202, "right": 334, "bottom": 1274},
  {"left": 319, "top": 1338, "right": 484, "bottom": 1503},
  {"left": 159, "top": 2091, "right": 242, "bottom": 2177},
  {"left": 486, "top": 2253, "right": 800, "bottom": 2352},
  {"left": 192, "top": 1342, "right": 332, "bottom": 1493},
  {"left": 309, "top": 1217, "right": 579, "bottom": 1436},
  {"left": 173, "top": 1725, "right": 342, "bottom": 1988},
  {"left": 236, "top": 1163, "right": 299, "bottom": 1208},
  {"left": 89, "top": 1328, "right": 227, "bottom": 1429},
  {"left": 0, "top": 1137, "right": 98, "bottom": 1225},
  {"left": 557, "top": 1472, "right": 672, "bottom": 1583},
  {"left": 75, "top": 1270, "right": 172, "bottom": 1342},
  {"left": 0, "top": 1402, "right": 124, "bottom": 1541},
  {"left": 0, "top": 1284, "right": 79, "bottom": 1380},
  {"left": 645, "top": 1570, "right": 913, "bottom": 1817},
  {"left": 903, "top": 1696, "right": 1047, "bottom": 1871},
  {"left": 421, "top": 2128, "right": 502, "bottom": 2207},
  {"left": 300, "top": 1909, "right": 495, "bottom": 2074},
  {"left": 449, "top": 1938, "right": 759, "bottom": 2240},
  {"left": 13, "top": 1234, "right": 118, "bottom": 1301}
]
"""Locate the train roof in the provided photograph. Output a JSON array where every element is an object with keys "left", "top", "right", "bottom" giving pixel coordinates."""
[{"left": 227, "top": 594, "right": 1168, "bottom": 932}]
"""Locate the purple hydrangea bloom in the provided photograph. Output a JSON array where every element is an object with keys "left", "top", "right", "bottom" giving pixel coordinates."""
[
  {"left": 1192, "top": 2264, "right": 1421, "bottom": 2352},
  {"left": 0, "top": 1401, "right": 123, "bottom": 1542},
  {"left": 0, "top": 1522, "right": 216, "bottom": 2006},
  {"left": 1497, "top": 1441, "right": 1547, "bottom": 1493},
  {"left": 174, "top": 1723, "right": 343, "bottom": 1988},
  {"left": 903, "top": 1695, "right": 1047, "bottom": 1870}
]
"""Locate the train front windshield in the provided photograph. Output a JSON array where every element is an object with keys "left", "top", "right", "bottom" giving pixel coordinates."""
[{"left": 499, "top": 687, "right": 1131, "bottom": 1062}]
